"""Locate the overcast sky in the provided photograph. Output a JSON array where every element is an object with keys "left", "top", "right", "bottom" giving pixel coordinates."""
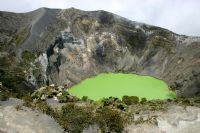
[{"left": 0, "top": 0, "right": 200, "bottom": 36}]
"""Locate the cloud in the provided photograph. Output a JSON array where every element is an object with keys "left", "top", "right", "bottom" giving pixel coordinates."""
[{"left": 0, "top": 0, "right": 200, "bottom": 36}]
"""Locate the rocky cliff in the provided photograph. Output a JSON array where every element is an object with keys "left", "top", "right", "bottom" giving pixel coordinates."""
[{"left": 0, "top": 7, "right": 199, "bottom": 97}]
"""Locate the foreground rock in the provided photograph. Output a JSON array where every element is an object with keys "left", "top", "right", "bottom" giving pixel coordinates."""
[
  {"left": 0, "top": 98, "right": 64, "bottom": 133},
  {"left": 125, "top": 105, "right": 200, "bottom": 133}
]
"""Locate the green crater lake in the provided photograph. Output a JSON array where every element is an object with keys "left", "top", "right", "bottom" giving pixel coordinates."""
[{"left": 69, "top": 73, "right": 176, "bottom": 101}]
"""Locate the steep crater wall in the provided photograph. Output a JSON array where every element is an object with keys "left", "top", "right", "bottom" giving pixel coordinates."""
[
  {"left": 44, "top": 9, "right": 200, "bottom": 97},
  {"left": 0, "top": 8, "right": 199, "bottom": 97}
]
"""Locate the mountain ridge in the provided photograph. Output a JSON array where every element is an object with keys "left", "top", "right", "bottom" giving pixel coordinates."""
[{"left": 0, "top": 8, "right": 199, "bottom": 97}]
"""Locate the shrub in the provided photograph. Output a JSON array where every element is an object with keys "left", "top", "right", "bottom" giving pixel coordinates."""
[
  {"left": 167, "top": 92, "right": 176, "bottom": 99},
  {"left": 122, "top": 95, "right": 139, "bottom": 105},
  {"left": 36, "top": 101, "right": 56, "bottom": 117},
  {"left": 101, "top": 97, "right": 121, "bottom": 106},
  {"left": 102, "top": 97, "right": 114, "bottom": 106},
  {"left": 15, "top": 104, "right": 23, "bottom": 111},
  {"left": 140, "top": 97, "right": 147, "bottom": 104},
  {"left": 21, "top": 50, "right": 36, "bottom": 63},
  {"left": 0, "top": 85, "right": 10, "bottom": 101},
  {"left": 15, "top": 27, "right": 30, "bottom": 46},
  {"left": 57, "top": 95, "right": 68, "bottom": 103},
  {"left": 0, "top": 42, "right": 6, "bottom": 51},
  {"left": 0, "top": 92, "right": 9, "bottom": 101},
  {"left": 118, "top": 26, "right": 146, "bottom": 51},
  {"left": 0, "top": 67, "right": 31, "bottom": 98},
  {"left": 57, "top": 94, "right": 80, "bottom": 103},
  {"left": 193, "top": 97, "right": 200, "bottom": 103},
  {"left": 22, "top": 95, "right": 33, "bottom": 107},
  {"left": 117, "top": 103, "right": 127, "bottom": 111},
  {"left": 82, "top": 96, "right": 88, "bottom": 102},
  {"left": 95, "top": 106, "right": 125, "bottom": 133},
  {"left": 176, "top": 97, "right": 191, "bottom": 106},
  {"left": 58, "top": 103, "right": 93, "bottom": 132}
]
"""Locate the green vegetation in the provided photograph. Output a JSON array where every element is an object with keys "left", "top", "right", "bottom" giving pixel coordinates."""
[
  {"left": 22, "top": 97, "right": 126, "bottom": 133},
  {"left": 32, "top": 68, "right": 40, "bottom": 77},
  {"left": 24, "top": 86, "right": 129, "bottom": 132},
  {"left": 0, "top": 27, "right": 29, "bottom": 51},
  {"left": 0, "top": 83, "right": 10, "bottom": 101},
  {"left": 117, "top": 25, "right": 146, "bottom": 50},
  {"left": 99, "top": 11, "right": 115, "bottom": 25},
  {"left": 122, "top": 95, "right": 139, "bottom": 105},
  {"left": 150, "top": 35, "right": 175, "bottom": 51},
  {"left": 140, "top": 97, "right": 147, "bottom": 104},
  {"left": 148, "top": 28, "right": 176, "bottom": 54},
  {"left": 81, "top": 96, "right": 88, "bottom": 101},
  {"left": 131, "top": 100, "right": 165, "bottom": 113},
  {"left": 15, "top": 27, "right": 30, "bottom": 46},
  {"left": 69, "top": 73, "right": 176, "bottom": 101},
  {"left": 0, "top": 67, "right": 29, "bottom": 98},
  {"left": 167, "top": 91, "right": 177, "bottom": 98},
  {"left": 0, "top": 53, "right": 35, "bottom": 99},
  {"left": 58, "top": 103, "right": 93, "bottom": 132},
  {"left": 0, "top": 93, "right": 8, "bottom": 101},
  {"left": 96, "top": 106, "right": 126, "bottom": 133},
  {"left": 0, "top": 69, "right": 27, "bottom": 98},
  {"left": 57, "top": 93, "right": 80, "bottom": 103},
  {"left": 18, "top": 85, "right": 200, "bottom": 132},
  {"left": 0, "top": 41, "right": 7, "bottom": 51},
  {"left": 22, "top": 50, "right": 36, "bottom": 63}
]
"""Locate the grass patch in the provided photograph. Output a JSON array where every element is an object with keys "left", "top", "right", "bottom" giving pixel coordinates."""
[
  {"left": 0, "top": 54, "right": 34, "bottom": 99},
  {"left": 58, "top": 103, "right": 93, "bottom": 132},
  {"left": 96, "top": 106, "right": 127, "bottom": 133},
  {"left": 122, "top": 95, "right": 139, "bottom": 105},
  {"left": 22, "top": 50, "right": 36, "bottom": 63},
  {"left": 0, "top": 42, "right": 7, "bottom": 51},
  {"left": 0, "top": 83, "right": 10, "bottom": 101},
  {"left": 15, "top": 27, "right": 30, "bottom": 46}
]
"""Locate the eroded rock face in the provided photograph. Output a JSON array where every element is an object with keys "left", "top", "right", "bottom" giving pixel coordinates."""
[{"left": 0, "top": 8, "right": 199, "bottom": 97}]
